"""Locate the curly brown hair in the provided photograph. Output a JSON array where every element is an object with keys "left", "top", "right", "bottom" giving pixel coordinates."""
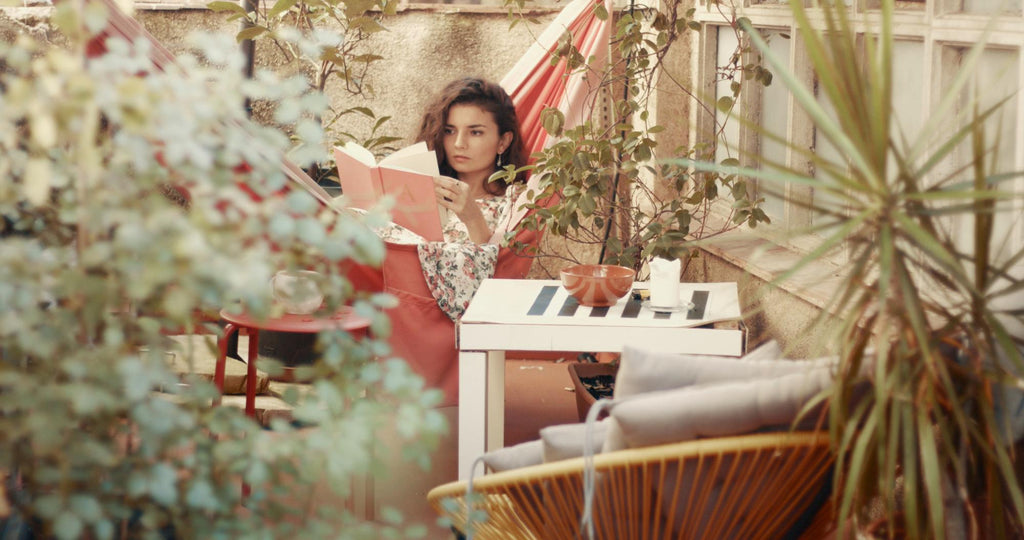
[{"left": 416, "top": 77, "right": 527, "bottom": 196}]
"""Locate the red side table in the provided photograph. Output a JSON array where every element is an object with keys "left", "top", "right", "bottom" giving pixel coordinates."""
[{"left": 214, "top": 307, "right": 371, "bottom": 417}]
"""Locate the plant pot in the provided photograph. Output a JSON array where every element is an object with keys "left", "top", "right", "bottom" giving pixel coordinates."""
[
  {"left": 567, "top": 362, "right": 619, "bottom": 422},
  {"left": 257, "top": 330, "right": 318, "bottom": 381}
]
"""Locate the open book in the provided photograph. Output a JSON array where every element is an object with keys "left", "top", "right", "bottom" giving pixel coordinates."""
[{"left": 333, "top": 141, "right": 448, "bottom": 241}]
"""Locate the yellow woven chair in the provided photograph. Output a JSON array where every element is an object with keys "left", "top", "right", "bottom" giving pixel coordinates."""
[{"left": 428, "top": 431, "right": 835, "bottom": 540}]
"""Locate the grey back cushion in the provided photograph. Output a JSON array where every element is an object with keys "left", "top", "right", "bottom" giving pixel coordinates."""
[
  {"left": 613, "top": 341, "right": 838, "bottom": 399},
  {"left": 481, "top": 343, "right": 838, "bottom": 473},
  {"left": 604, "top": 366, "right": 834, "bottom": 452}
]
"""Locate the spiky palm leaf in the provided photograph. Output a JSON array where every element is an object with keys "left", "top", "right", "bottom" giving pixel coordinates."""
[{"left": 681, "top": 0, "right": 1024, "bottom": 536}]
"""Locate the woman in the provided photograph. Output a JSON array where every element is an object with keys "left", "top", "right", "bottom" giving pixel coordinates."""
[
  {"left": 416, "top": 77, "right": 528, "bottom": 244},
  {"left": 345, "top": 78, "right": 531, "bottom": 410}
]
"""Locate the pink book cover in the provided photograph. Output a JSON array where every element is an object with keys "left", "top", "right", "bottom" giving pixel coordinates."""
[
  {"left": 333, "top": 145, "right": 380, "bottom": 211},
  {"left": 376, "top": 166, "right": 445, "bottom": 241},
  {"left": 333, "top": 142, "right": 446, "bottom": 242}
]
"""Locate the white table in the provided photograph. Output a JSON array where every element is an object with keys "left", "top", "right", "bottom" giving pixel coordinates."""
[{"left": 456, "top": 278, "right": 745, "bottom": 480}]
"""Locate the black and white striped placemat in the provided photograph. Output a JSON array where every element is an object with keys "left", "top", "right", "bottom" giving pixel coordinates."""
[{"left": 526, "top": 285, "right": 709, "bottom": 321}]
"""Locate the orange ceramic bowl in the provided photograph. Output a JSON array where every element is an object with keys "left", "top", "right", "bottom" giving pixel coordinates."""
[{"left": 559, "top": 264, "right": 636, "bottom": 307}]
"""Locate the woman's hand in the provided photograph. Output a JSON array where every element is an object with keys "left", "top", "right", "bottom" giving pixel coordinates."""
[
  {"left": 435, "top": 175, "right": 472, "bottom": 214},
  {"left": 434, "top": 175, "right": 491, "bottom": 243}
]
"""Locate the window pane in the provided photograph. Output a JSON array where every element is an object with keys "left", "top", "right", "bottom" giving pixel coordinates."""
[
  {"left": 941, "top": 46, "right": 1020, "bottom": 260},
  {"left": 974, "top": 48, "right": 1018, "bottom": 257},
  {"left": 961, "top": 0, "right": 1022, "bottom": 16},
  {"left": 809, "top": 42, "right": 929, "bottom": 230},
  {"left": 759, "top": 32, "right": 792, "bottom": 224},
  {"left": 892, "top": 40, "right": 926, "bottom": 148},
  {"left": 811, "top": 71, "right": 844, "bottom": 228},
  {"left": 716, "top": 26, "right": 741, "bottom": 166},
  {"left": 866, "top": 0, "right": 926, "bottom": 12},
  {"left": 715, "top": 27, "right": 793, "bottom": 227}
]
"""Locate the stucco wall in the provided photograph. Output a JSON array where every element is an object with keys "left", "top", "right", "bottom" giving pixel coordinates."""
[
  {"left": 318, "top": 8, "right": 552, "bottom": 144},
  {"left": 683, "top": 250, "right": 827, "bottom": 358},
  {"left": 134, "top": 6, "right": 558, "bottom": 148}
]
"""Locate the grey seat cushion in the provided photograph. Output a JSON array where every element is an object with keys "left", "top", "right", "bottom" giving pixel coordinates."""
[
  {"left": 480, "top": 420, "right": 610, "bottom": 474},
  {"left": 540, "top": 420, "right": 608, "bottom": 463},
  {"left": 481, "top": 439, "right": 544, "bottom": 473}
]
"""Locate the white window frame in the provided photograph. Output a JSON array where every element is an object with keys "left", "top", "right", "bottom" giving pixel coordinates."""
[{"left": 689, "top": 0, "right": 1024, "bottom": 267}]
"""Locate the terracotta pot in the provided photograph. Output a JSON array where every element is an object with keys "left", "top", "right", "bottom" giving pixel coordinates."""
[{"left": 567, "top": 362, "right": 619, "bottom": 422}]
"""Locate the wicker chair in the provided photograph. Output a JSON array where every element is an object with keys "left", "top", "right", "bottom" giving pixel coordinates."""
[{"left": 428, "top": 431, "right": 836, "bottom": 539}]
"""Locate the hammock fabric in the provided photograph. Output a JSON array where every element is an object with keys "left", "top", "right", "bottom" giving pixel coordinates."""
[
  {"left": 85, "top": 0, "right": 612, "bottom": 407},
  {"left": 494, "top": 0, "right": 611, "bottom": 244}
]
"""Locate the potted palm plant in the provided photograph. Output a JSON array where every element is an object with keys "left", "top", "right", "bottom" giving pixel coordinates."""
[{"left": 685, "top": 0, "right": 1024, "bottom": 536}]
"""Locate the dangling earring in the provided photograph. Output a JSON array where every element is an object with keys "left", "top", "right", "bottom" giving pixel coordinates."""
[{"left": 496, "top": 153, "right": 503, "bottom": 168}]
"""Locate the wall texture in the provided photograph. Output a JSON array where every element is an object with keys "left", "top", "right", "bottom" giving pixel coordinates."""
[
  {"left": 323, "top": 8, "right": 549, "bottom": 144},
  {"left": 683, "top": 250, "right": 826, "bottom": 358},
  {"left": 134, "top": 7, "right": 558, "bottom": 147}
]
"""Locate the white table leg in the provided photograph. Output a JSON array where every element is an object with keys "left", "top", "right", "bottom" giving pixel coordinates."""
[
  {"left": 458, "top": 350, "right": 487, "bottom": 481},
  {"left": 457, "top": 349, "right": 508, "bottom": 481},
  {"left": 485, "top": 350, "right": 505, "bottom": 453}
]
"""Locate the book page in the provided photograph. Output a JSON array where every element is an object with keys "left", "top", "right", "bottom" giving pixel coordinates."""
[
  {"left": 334, "top": 142, "right": 449, "bottom": 239},
  {"left": 339, "top": 141, "right": 378, "bottom": 167},
  {"left": 380, "top": 141, "right": 437, "bottom": 175}
]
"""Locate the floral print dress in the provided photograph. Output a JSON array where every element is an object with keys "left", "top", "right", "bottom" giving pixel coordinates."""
[
  {"left": 418, "top": 191, "right": 520, "bottom": 320},
  {"left": 374, "top": 186, "right": 522, "bottom": 321}
]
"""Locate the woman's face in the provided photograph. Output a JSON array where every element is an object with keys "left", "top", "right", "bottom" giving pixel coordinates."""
[{"left": 443, "top": 103, "right": 512, "bottom": 185}]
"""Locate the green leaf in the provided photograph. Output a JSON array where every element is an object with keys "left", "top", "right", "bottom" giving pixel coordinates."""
[
  {"left": 148, "top": 463, "right": 178, "bottom": 506},
  {"left": 917, "top": 418, "right": 945, "bottom": 537},
  {"left": 206, "top": 1, "right": 247, "bottom": 13},
  {"left": 53, "top": 512, "right": 83, "bottom": 540},
  {"left": 34, "top": 494, "right": 63, "bottom": 519},
  {"left": 267, "top": 0, "right": 299, "bottom": 19},
  {"left": 349, "top": 16, "right": 387, "bottom": 34},
  {"left": 69, "top": 494, "right": 102, "bottom": 522},
  {"left": 541, "top": 108, "right": 565, "bottom": 136},
  {"left": 236, "top": 25, "right": 267, "bottom": 42}
]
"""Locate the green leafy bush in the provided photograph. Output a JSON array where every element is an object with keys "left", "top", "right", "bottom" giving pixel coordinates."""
[{"left": 0, "top": 3, "right": 443, "bottom": 538}]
